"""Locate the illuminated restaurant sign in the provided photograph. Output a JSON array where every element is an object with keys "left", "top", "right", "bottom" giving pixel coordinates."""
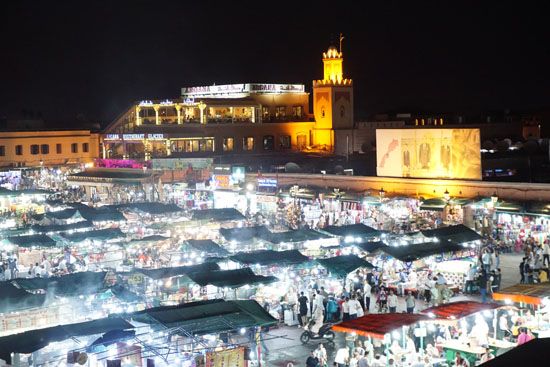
[
  {"left": 181, "top": 83, "right": 305, "bottom": 97},
  {"left": 103, "top": 133, "right": 165, "bottom": 141}
]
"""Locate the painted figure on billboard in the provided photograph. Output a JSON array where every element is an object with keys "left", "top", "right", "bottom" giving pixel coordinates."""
[{"left": 376, "top": 128, "right": 481, "bottom": 180}]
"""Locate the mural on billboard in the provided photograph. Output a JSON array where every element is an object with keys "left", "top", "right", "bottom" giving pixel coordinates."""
[{"left": 376, "top": 128, "right": 481, "bottom": 180}]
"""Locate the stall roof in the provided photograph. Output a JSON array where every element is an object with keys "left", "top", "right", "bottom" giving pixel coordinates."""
[
  {"left": 186, "top": 239, "right": 229, "bottom": 256},
  {"left": 0, "top": 282, "right": 46, "bottom": 313},
  {"left": 115, "top": 202, "right": 183, "bottom": 215},
  {"left": 31, "top": 220, "right": 94, "bottom": 234},
  {"left": 13, "top": 271, "right": 107, "bottom": 297},
  {"left": 495, "top": 200, "right": 524, "bottom": 213},
  {"left": 62, "top": 228, "right": 125, "bottom": 242},
  {"left": 524, "top": 201, "right": 550, "bottom": 217},
  {"left": 68, "top": 203, "right": 127, "bottom": 222},
  {"left": 422, "top": 301, "right": 501, "bottom": 320},
  {"left": 421, "top": 224, "right": 481, "bottom": 243},
  {"left": 186, "top": 267, "right": 278, "bottom": 288},
  {"left": 380, "top": 241, "right": 465, "bottom": 262},
  {"left": 45, "top": 208, "right": 80, "bottom": 220},
  {"left": 129, "top": 234, "right": 171, "bottom": 243},
  {"left": 332, "top": 313, "right": 431, "bottom": 339},
  {"left": 419, "top": 198, "right": 447, "bottom": 211},
  {"left": 192, "top": 208, "right": 246, "bottom": 222},
  {"left": 317, "top": 255, "right": 374, "bottom": 278},
  {"left": 219, "top": 225, "right": 271, "bottom": 242},
  {"left": 134, "top": 262, "right": 220, "bottom": 280},
  {"left": 0, "top": 317, "right": 133, "bottom": 364},
  {"left": 480, "top": 338, "right": 550, "bottom": 367},
  {"left": 492, "top": 283, "right": 550, "bottom": 305},
  {"left": 322, "top": 223, "right": 380, "bottom": 239},
  {"left": 355, "top": 241, "right": 387, "bottom": 253},
  {"left": 6, "top": 234, "right": 56, "bottom": 248},
  {"left": 260, "top": 229, "right": 332, "bottom": 244},
  {"left": 230, "top": 249, "right": 308, "bottom": 266},
  {"left": 129, "top": 299, "right": 276, "bottom": 335},
  {"left": 109, "top": 285, "right": 142, "bottom": 303}
]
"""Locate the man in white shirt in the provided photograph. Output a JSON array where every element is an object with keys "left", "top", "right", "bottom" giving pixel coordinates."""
[
  {"left": 363, "top": 281, "right": 372, "bottom": 311},
  {"left": 387, "top": 290, "right": 398, "bottom": 313},
  {"left": 543, "top": 241, "right": 550, "bottom": 267},
  {"left": 334, "top": 346, "right": 349, "bottom": 367},
  {"left": 348, "top": 295, "right": 362, "bottom": 319}
]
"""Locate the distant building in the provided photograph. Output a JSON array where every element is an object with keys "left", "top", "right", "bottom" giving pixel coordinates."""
[
  {"left": 101, "top": 45, "right": 352, "bottom": 159},
  {"left": 0, "top": 129, "right": 99, "bottom": 168}
]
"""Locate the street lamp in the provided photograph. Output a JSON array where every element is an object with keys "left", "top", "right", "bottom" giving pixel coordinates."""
[
  {"left": 491, "top": 191, "right": 498, "bottom": 206},
  {"left": 379, "top": 187, "right": 385, "bottom": 201},
  {"left": 443, "top": 189, "right": 450, "bottom": 202}
]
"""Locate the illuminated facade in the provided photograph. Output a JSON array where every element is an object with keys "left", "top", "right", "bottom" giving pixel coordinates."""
[
  {"left": 0, "top": 130, "right": 99, "bottom": 168},
  {"left": 313, "top": 46, "right": 354, "bottom": 152},
  {"left": 101, "top": 45, "right": 353, "bottom": 159}
]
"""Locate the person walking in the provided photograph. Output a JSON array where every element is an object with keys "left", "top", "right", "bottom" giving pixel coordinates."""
[
  {"left": 387, "top": 290, "right": 398, "bottom": 313},
  {"left": 348, "top": 294, "right": 362, "bottom": 319},
  {"left": 543, "top": 240, "right": 550, "bottom": 267},
  {"left": 519, "top": 257, "right": 526, "bottom": 284},
  {"left": 363, "top": 281, "right": 371, "bottom": 311},
  {"left": 405, "top": 291, "right": 416, "bottom": 313},
  {"left": 298, "top": 291, "right": 309, "bottom": 327}
]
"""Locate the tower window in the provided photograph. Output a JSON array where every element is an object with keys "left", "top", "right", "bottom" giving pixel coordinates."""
[
  {"left": 56, "top": 144, "right": 62, "bottom": 154},
  {"left": 223, "top": 137, "right": 234, "bottom": 152},
  {"left": 0, "top": 146, "right": 5, "bottom": 156},
  {"left": 279, "top": 135, "right": 291, "bottom": 149},
  {"left": 321, "top": 107, "right": 325, "bottom": 118},
  {"left": 340, "top": 105, "right": 345, "bottom": 118},
  {"left": 243, "top": 137, "right": 254, "bottom": 151},
  {"left": 262, "top": 135, "right": 274, "bottom": 151},
  {"left": 40, "top": 144, "right": 49, "bottom": 154},
  {"left": 15, "top": 145, "right": 23, "bottom": 155},
  {"left": 30, "top": 145, "right": 39, "bottom": 155},
  {"left": 275, "top": 106, "right": 286, "bottom": 119},
  {"left": 71, "top": 143, "right": 78, "bottom": 153},
  {"left": 292, "top": 106, "right": 303, "bottom": 118},
  {"left": 82, "top": 143, "right": 89, "bottom": 153}
]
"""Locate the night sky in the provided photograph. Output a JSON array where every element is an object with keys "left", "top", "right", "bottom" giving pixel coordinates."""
[{"left": 1, "top": 0, "right": 549, "bottom": 125}]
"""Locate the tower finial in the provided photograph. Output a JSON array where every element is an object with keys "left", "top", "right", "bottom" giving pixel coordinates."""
[{"left": 339, "top": 33, "right": 344, "bottom": 53}]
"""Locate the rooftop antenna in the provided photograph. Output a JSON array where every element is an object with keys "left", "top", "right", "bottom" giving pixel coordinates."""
[{"left": 339, "top": 33, "right": 344, "bottom": 53}]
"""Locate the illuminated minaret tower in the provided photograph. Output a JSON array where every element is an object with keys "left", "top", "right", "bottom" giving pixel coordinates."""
[{"left": 313, "top": 35, "right": 354, "bottom": 152}]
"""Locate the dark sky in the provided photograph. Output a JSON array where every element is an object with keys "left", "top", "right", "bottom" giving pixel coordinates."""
[{"left": 1, "top": 0, "right": 549, "bottom": 125}]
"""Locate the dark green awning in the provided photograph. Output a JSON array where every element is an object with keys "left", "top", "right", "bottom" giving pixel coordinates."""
[
  {"left": 322, "top": 223, "right": 380, "bottom": 239},
  {"left": 0, "top": 317, "right": 133, "bottom": 364},
  {"left": 219, "top": 225, "right": 270, "bottom": 242},
  {"left": 317, "top": 255, "right": 374, "bottom": 278},
  {"left": 7, "top": 234, "right": 56, "bottom": 248},
  {"left": 129, "top": 299, "right": 276, "bottom": 335},
  {"left": 380, "top": 241, "right": 465, "bottom": 262},
  {"left": 186, "top": 268, "right": 278, "bottom": 288},
  {"left": 31, "top": 220, "right": 94, "bottom": 234},
  {"left": 192, "top": 208, "right": 246, "bottom": 221},
  {"left": 135, "top": 262, "right": 220, "bottom": 280},
  {"left": 13, "top": 271, "right": 107, "bottom": 297},
  {"left": 62, "top": 228, "right": 125, "bottom": 242},
  {"left": 421, "top": 224, "right": 481, "bottom": 243},
  {"left": 186, "top": 239, "right": 229, "bottom": 256},
  {"left": 230, "top": 249, "right": 308, "bottom": 266}
]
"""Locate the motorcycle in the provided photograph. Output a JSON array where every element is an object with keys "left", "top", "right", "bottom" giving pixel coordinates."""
[{"left": 300, "top": 322, "right": 336, "bottom": 346}]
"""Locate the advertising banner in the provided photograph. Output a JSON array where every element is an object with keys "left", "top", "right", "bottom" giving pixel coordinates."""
[
  {"left": 376, "top": 128, "right": 481, "bottom": 180},
  {"left": 205, "top": 347, "right": 246, "bottom": 367}
]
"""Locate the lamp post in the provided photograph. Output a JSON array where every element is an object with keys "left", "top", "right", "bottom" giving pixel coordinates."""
[{"left": 379, "top": 187, "right": 385, "bottom": 202}]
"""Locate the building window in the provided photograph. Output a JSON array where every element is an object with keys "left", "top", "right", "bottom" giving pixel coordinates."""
[
  {"left": 340, "top": 105, "right": 345, "bottom": 118},
  {"left": 56, "top": 144, "right": 62, "bottom": 154},
  {"left": 292, "top": 106, "right": 303, "bottom": 118},
  {"left": 40, "top": 144, "right": 49, "bottom": 154},
  {"left": 223, "top": 138, "right": 234, "bottom": 152},
  {"left": 0, "top": 146, "right": 5, "bottom": 156},
  {"left": 82, "top": 143, "right": 89, "bottom": 153},
  {"left": 15, "top": 145, "right": 23, "bottom": 155},
  {"left": 262, "top": 107, "right": 270, "bottom": 119},
  {"left": 30, "top": 144, "right": 39, "bottom": 155},
  {"left": 243, "top": 137, "right": 254, "bottom": 151},
  {"left": 275, "top": 106, "right": 286, "bottom": 118},
  {"left": 71, "top": 143, "right": 78, "bottom": 153},
  {"left": 170, "top": 138, "right": 215, "bottom": 153},
  {"left": 279, "top": 135, "right": 291, "bottom": 149},
  {"left": 263, "top": 135, "right": 274, "bottom": 151}
]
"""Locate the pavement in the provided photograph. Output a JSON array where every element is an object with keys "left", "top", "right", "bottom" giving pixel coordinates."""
[{"left": 259, "top": 253, "right": 524, "bottom": 366}]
